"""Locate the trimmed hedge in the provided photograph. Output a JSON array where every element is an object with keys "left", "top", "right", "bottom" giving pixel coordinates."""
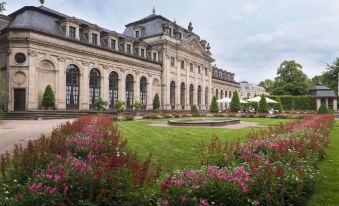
[{"left": 269, "top": 95, "right": 317, "bottom": 110}]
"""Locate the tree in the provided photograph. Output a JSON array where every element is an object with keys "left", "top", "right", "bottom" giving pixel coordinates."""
[
  {"left": 313, "top": 58, "right": 339, "bottom": 95},
  {"left": 275, "top": 96, "right": 284, "bottom": 113},
  {"left": 191, "top": 105, "right": 199, "bottom": 117},
  {"left": 152, "top": 93, "right": 160, "bottom": 110},
  {"left": 272, "top": 60, "right": 310, "bottom": 95},
  {"left": 230, "top": 91, "right": 241, "bottom": 112},
  {"left": 42, "top": 85, "right": 55, "bottom": 109},
  {"left": 317, "top": 104, "right": 333, "bottom": 114},
  {"left": 210, "top": 96, "right": 219, "bottom": 113},
  {"left": 0, "top": 1, "right": 5, "bottom": 13},
  {"left": 258, "top": 79, "right": 274, "bottom": 93},
  {"left": 258, "top": 95, "right": 268, "bottom": 113}
]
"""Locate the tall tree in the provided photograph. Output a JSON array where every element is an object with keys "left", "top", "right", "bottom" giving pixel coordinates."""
[
  {"left": 318, "top": 58, "right": 339, "bottom": 95},
  {"left": 0, "top": 1, "right": 5, "bottom": 13},
  {"left": 258, "top": 79, "right": 274, "bottom": 93},
  {"left": 272, "top": 60, "right": 310, "bottom": 95}
]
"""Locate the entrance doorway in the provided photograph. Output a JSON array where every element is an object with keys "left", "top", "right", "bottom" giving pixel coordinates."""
[{"left": 14, "top": 88, "right": 26, "bottom": 111}]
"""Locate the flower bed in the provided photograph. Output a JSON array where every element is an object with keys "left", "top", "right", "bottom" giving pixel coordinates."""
[
  {"left": 0, "top": 116, "right": 161, "bottom": 205},
  {"left": 159, "top": 114, "right": 335, "bottom": 205}
]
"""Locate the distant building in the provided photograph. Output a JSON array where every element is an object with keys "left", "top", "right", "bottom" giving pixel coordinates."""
[
  {"left": 309, "top": 86, "right": 337, "bottom": 111},
  {"left": 239, "top": 81, "right": 268, "bottom": 100}
]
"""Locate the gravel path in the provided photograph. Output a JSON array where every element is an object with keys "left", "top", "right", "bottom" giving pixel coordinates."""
[{"left": 0, "top": 119, "right": 74, "bottom": 153}]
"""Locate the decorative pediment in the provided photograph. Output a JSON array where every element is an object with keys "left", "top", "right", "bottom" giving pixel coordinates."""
[
  {"left": 58, "top": 17, "right": 81, "bottom": 25},
  {"left": 180, "top": 37, "right": 209, "bottom": 57}
]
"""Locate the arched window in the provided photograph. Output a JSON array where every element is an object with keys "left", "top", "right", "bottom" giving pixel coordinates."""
[
  {"left": 126, "top": 74, "right": 134, "bottom": 109},
  {"left": 89, "top": 68, "right": 101, "bottom": 109},
  {"left": 180, "top": 83, "right": 185, "bottom": 110},
  {"left": 205, "top": 87, "right": 209, "bottom": 108},
  {"left": 109, "top": 71, "right": 118, "bottom": 108},
  {"left": 197, "top": 86, "right": 202, "bottom": 108},
  {"left": 170, "top": 81, "right": 175, "bottom": 110},
  {"left": 216, "top": 89, "right": 219, "bottom": 99},
  {"left": 140, "top": 76, "right": 147, "bottom": 108},
  {"left": 225, "top": 91, "right": 228, "bottom": 98},
  {"left": 221, "top": 90, "right": 224, "bottom": 99},
  {"left": 66, "top": 64, "right": 80, "bottom": 110},
  {"left": 189, "top": 84, "right": 194, "bottom": 106},
  {"left": 229, "top": 91, "right": 232, "bottom": 98}
]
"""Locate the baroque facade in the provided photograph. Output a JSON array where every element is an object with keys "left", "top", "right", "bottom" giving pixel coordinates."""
[
  {"left": 239, "top": 81, "right": 268, "bottom": 100},
  {"left": 0, "top": 6, "right": 240, "bottom": 112}
]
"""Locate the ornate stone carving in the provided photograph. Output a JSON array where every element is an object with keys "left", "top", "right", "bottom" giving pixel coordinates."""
[
  {"left": 57, "top": 56, "right": 65, "bottom": 62},
  {"left": 28, "top": 50, "right": 37, "bottom": 57}
]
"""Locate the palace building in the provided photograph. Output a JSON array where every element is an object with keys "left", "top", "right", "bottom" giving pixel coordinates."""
[{"left": 0, "top": 5, "right": 240, "bottom": 112}]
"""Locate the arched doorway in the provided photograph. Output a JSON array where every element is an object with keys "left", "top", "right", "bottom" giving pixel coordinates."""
[
  {"left": 140, "top": 76, "right": 147, "bottom": 109},
  {"left": 126, "top": 74, "right": 134, "bottom": 109},
  {"left": 170, "top": 81, "right": 175, "bottom": 110},
  {"left": 66, "top": 64, "right": 80, "bottom": 110},
  {"left": 89, "top": 68, "right": 101, "bottom": 109},
  {"left": 180, "top": 83, "right": 185, "bottom": 110},
  {"left": 109, "top": 71, "right": 118, "bottom": 109}
]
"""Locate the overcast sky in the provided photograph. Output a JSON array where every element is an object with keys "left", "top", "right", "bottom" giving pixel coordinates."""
[{"left": 3, "top": 0, "right": 339, "bottom": 84}]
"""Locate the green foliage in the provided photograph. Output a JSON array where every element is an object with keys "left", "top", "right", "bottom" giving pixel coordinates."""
[
  {"left": 271, "top": 60, "right": 310, "bottom": 95},
  {"left": 276, "top": 96, "right": 284, "bottom": 112},
  {"left": 152, "top": 93, "right": 160, "bottom": 110},
  {"left": 269, "top": 95, "right": 317, "bottom": 110},
  {"left": 258, "top": 95, "right": 269, "bottom": 113},
  {"left": 94, "top": 97, "right": 108, "bottom": 111},
  {"left": 41, "top": 85, "right": 55, "bottom": 109},
  {"left": 190, "top": 105, "right": 199, "bottom": 117},
  {"left": 230, "top": 91, "right": 241, "bottom": 112},
  {"left": 258, "top": 79, "right": 274, "bottom": 93},
  {"left": 317, "top": 104, "right": 333, "bottom": 114},
  {"left": 114, "top": 100, "right": 126, "bottom": 113},
  {"left": 134, "top": 101, "right": 144, "bottom": 111},
  {"left": 210, "top": 96, "right": 219, "bottom": 113},
  {"left": 0, "top": 1, "right": 5, "bottom": 13}
]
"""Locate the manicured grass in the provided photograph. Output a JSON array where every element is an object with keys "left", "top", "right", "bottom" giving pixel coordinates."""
[
  {"left": 308, "top": 125, "right": 339, "bottom": 206},
  {"left": 117, "top": 118, "right": 288, "bottom": 172}
]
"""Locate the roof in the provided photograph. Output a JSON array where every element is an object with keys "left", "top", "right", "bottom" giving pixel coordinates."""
[{"left": 309, "top": 85, "right": 337, "bottom": 97}]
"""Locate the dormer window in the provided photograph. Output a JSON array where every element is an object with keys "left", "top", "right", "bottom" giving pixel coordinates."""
[
  {"left": 169, "top": 28, "right": 173, "bottom": 36},
  {"left": 190, "top": 63, "right": 193, "bottom": 72},
  {"left": 170, "top": 57, "right": 175, "bottom": 66},
  {"left": 181, "top": 60, "right": 185, "bottom": 69},
  {"left": 153, "top": 52, "right": 158, "bottom": 61},
  {"left": 178, "top": 32, "right": 182, "bottom": 40},
  {"left": 69, "top": 26, "right": 76, "bottom": 39},
  {"left": 111, "top": 39, "right": 116, "bottom": 50},
  {"left": 127, "top": 44, "right": 132, "bottom": 54},
  {"left": 140, "top": 48, "right": 145, "bottom": 57},
  {"left": 92, "top": 33, "right": 98, "bottom": 45},
  {"left": 135, "top": 31, "right": 140, "bottom": 38}
]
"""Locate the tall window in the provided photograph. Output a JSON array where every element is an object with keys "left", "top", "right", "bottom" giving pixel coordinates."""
[
  {"left": 140, "top": 48, "right": 145, "bottom": 57},
  {"left": 181, "top": 60, "right": 185, "bottom": 69},
  {"left": 89, "top": 68, "right": 101, "bottom": 109},
  {"left": 66, "top": 64, "right": 80, "bottom": 110},
  {"left": 198, "top": 86, "right": 202, "bottom": 107},
  {"left": 205, "top": 87, "right": 208, "bottom": 108},
  {"left": 69, "top": 26, "right": 76, "bottom": 39},
  {"left": 91, "top": 33, "right": 97, "bottom": 45},
  {"left": 180, "top": 83, "right": 185, "bottom": 110},
  {"left": 153, "top": 52, "right": 157, "bottom": 61},
  {"left": 178, "top": 32, "right": 182, "bottom": 40},
  {"left": 170, "top": 81, "right": 175, "bottom": 110},
  {"left": 140, "top": 76, "right": 147, "bottom": 108},
  {"left": 198, "top": 66, "right": 201, "bottom": 73},
  {"left": 205, "top": 68, "right": 208, "bottom": 76},
  {"left": 109, "top": 71, "right": 118, "bottom": 108},
  {"left": 229, "top": 91, "right": 232, "bottom": 98},
  {"left": 170, "top": 57, "right": 175, "bottom": 66},
  {"left": 189, "top": 84, "right": 194, "bottom": 106},
  {"left": 216, "top": 89, "right": 219, "bottom": 99},
  {"left": 169, "top": 28, "right": 173, "bottom": 36},
  {"left": 127, "top": 44, "right": 131, "bottom": 54},
  {"left": 190, "top": 63, "right": 193, "bottom": 72},
  {"left": 135, "top": 30, "right": 140, "bottom": 38},
  {"left": 111, "top": 39, "right": 116, "bottom": 50},
  {"left": 126, "top": 74, "right": 134, "bottom": 109}
]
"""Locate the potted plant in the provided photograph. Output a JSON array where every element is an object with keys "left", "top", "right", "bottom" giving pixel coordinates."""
[
  {"left": 94, "top": 97, "right": 108, "bottom": 111},
  {"left": 114, "top": 100, "right": 126, "bottom": 115},
  {"left": 42, "top": 85, "right": 55, "bottom": 110},
  {"left": 134, "top": 101, "right": 144, "bottom": 116}
]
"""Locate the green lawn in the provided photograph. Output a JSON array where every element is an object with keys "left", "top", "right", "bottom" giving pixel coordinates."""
[
  {"left": 117, "top": 117, "right": 288, "bottom": 172},
  {"left": 308, "top": 125, "right": 339, "bottom": 206}
]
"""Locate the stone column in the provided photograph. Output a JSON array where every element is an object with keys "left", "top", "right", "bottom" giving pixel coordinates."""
[
  {"left": 325, "top": 98, "right": 329, "bottom": 108},
  {"left": 101, "top": 68, "right": 109, "bottom": 110},
  {"left": 119, "top": 71, "right": 126, "bottom": 102},
  {"left": 316, "top": 98, "right": 321, "bottom": 110},
  {"left": 56, "top": 57, "right": 66, "bottom": 110},
  {"left": 333, "top": 98, "right": 338, "bottom": 111},
  {"left": 79, "top": 65, "right": 89, "bottom": 110},
  {"left": 186, "top": 62, "right": 190, "bottom": 110},
  {"left": 27, "top": 52, "right": 38, "bottom": 110},
  {"left": 134, "top": 74, "right": 140, "bottom": 109},
  {"left": 146, "top": 80, "right": 153, "bottom": 110},
  {"left": 176, "top": 61, "right": 181, "bottom": 110}
]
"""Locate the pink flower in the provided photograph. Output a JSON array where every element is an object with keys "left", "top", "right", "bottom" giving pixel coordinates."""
[
  {"left": 87, "top": 151, "right": 95, "bottom": 161},
  {"left": 162, "top": 199, "right": 169, "bottom": 206},
  {"left": 54, "top": 175, "right": 62, "bottom": 183},
  {"left": 252, "top": 200, "right": 260, "bottom": 206},
  {"left": 200, "top": 199, "right": 209, "bottom": 206}
]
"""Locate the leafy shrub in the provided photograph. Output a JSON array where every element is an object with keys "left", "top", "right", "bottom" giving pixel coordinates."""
[
  {"left": 191, "top": 105, "right": 199, "bottom": 117},
  {"left": 275, "top": 96, "right": 284, "bottom": 112},
  {"left": 160, "top": 114, "right": 335, "bottom": 205},
  {"left": 164, "top": 114, "right": 174, "bottom": 118},
  {"left": 230, "top": 91, "right": 241, "bottom": 112},
  {"left": 317, "top": 104, "right": 333, "bottom": 114},
  {"left": 114, "top": 100, "right": 126, "bottom": 113},
  {"left": 42, "top": 85, "right": 55, "bottom": 109},
  {"left": 134, "top": 101, "right": 144, "bottom": 111},
  {"left": 0, "top": 116, "right": 160, "bottom": 205},
  {"left": 153, "top": 93, "right": 161, "bottom": 110},
  {"left": 210, "top": 96, "right": 219, "bottom": 113},
  {"left": 94, "top": 97, "right": 108, "bottom": 111},
  {"left": 258, "top": 95, "right": 269, "bottom": 113},
  {"left": 269, "top": 95, "right": 317, "bottom": 110}
]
